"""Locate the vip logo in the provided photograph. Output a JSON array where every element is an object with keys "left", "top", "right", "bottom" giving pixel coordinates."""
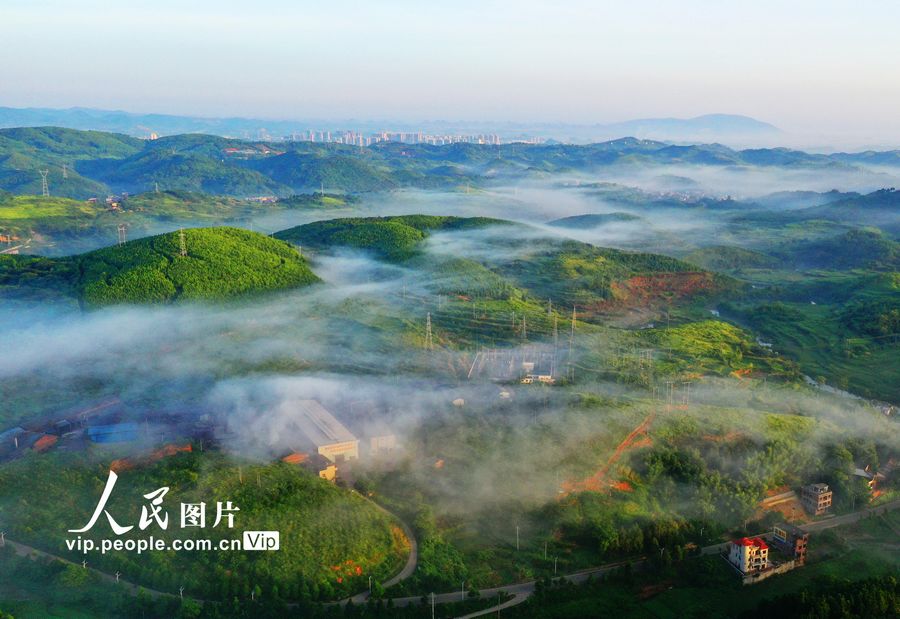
[{"left": 243, "top": 531, "right": 280, "bottom": 551}]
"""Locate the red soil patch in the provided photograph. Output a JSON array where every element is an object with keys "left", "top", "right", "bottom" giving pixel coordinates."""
[
  {"left": 596, "top": 272, "right": 719, "bottom": 314},
  {"left": 562, "top": 411, "right": 656, "bottom": 495},
  {"left": 612, "top": 481, "right": 634, "bottom": 492}
]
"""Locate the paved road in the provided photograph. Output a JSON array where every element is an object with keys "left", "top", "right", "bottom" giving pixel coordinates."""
[
  {"left": 378, "top": 559, "right": 638, "bottom": 617},
  {"left": 800, "top": 498, "right": 900, "bottom": 532},
  {"left": 346, "top": 496, "right": 419, "bottom": 605},
  {"left": 3, "top": 538, "right": 176, "bottom": 600}
]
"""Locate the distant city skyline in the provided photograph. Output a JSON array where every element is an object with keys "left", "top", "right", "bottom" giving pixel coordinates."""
[{"left": 3, "top": 1, "right": 900, "bottom": 146}]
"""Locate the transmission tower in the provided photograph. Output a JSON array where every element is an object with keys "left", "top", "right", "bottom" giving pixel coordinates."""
[
  {"left": 665, "top": 380, "right": 675, "bottom": 407},
  {"left": 425, "top": 312, "right": 433, "bottom": 350},
  {"left": 553, "top": 315, "right": 559, "bottom": 348},
  {"left": 179, "top": 228, "right": 187, "bottom": 257},
  {"left": 39, "top": 169, "right": 50, "bottom": 197},
  {"left": 522, "top": 316, "right": 527, "bottom": 341},
  {"left": 62, "top": 164, "right": 68, "bottom": 179},
  {"left": 155, "top": 181, "right": 160, "bottom": 193},
  {"left": 117, "top": 223, "right": 127, "bottom": 246},
  {"left": 568, "top": 306, "right": 576, "bottom": 352},
  {"left": 681, "top": 382, "right": 692, "bottom": 407}
]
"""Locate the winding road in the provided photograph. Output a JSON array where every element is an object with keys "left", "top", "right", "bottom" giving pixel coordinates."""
[{"left": 345, "top": 494, "right": 419, "bottom": 605}]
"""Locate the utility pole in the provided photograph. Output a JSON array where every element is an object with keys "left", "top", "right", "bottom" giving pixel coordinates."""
[
  {"left": 516, "top": 523, "right": 520, "bottom": 550},
  {"left": 39, "top": 169, "right": 50, "bottom": 197},
  {"left": 155, "top": 181, "right": 160, "bottom": 193},
  {"left": 553, "top": 315, "right": 559, "bottom": 348},
  {"left": 547, "top": 298, "right": 552, "bottom": 316},
  {"left": 430, "top": 592, "right": 435, "bottom": 619},
  {"left": 425, "top": 313, "right": 433, "bottom": 350},
  {"left": 62, "top": 163, "right": 68, "bottom": 179},
  {"left": 521, "top": 316, "right": 527, "bottom": 341}
]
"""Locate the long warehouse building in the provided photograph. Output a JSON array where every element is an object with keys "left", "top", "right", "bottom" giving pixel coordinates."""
[{"left": 294, "top": 400, "right": 359, "bottom": 463}]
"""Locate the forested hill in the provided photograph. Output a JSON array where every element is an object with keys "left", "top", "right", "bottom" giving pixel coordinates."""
[
  {"left": 275, "top": 215, "right": 509, "bottom": 261},
  {"left": 0, "top": 227, "right": 319, "bottom": 306},
  {"left": 3, "top": 126, "right": 900, "bottom": 198}
]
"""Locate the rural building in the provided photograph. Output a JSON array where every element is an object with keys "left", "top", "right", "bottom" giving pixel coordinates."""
[
  {"left": 281, "top": 451, "right": 338, "bottom": 482},
  {"left": 771, "top": 523, "right": 809, "bottom": 565},
  {"left": 369, "top": 433, "right": 398, "bottom": 455},
  {"left": 33, "top": 434, "right": 58, "bottom": 452},
  {"left": 0, "top": 427, "right": 25, "bottom": 448},
  {"left": 87, "top": 422, "right": 140, "bottom": 444},
  {"left": 727, "top": 537, "right": 769, "bottom": 575},
  {"left": 293, "top": 400, "right": 359, "bottom": 463},
  {"left": 801, "top": 483, "right": 833, "bottom": 516}
]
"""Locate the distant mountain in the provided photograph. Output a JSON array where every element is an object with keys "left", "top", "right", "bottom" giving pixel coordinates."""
[
  {"left": 1, "top": 126, "right": 899, "bottom": 200},
  {"left": 0, "top": 107, "right": 779, "bottom": 145},
  {"left": 592, "top": 114, "right": 781, "bottom": 143}
]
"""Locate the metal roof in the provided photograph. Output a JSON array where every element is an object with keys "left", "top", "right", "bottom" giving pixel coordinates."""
[{"left": 293, "top": 400, "right": 357, "bottom": 447}]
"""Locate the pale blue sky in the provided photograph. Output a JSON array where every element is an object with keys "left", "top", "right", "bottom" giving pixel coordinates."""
[{"left": 3, "top": 0, "right": 899, "bottom": 136}]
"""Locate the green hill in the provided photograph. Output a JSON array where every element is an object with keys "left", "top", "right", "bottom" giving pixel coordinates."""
[
  {"left": 0, "top": 126, "right": 142, "bottom": 162},
  {"left": 78, "top": 150, "right": 288, "bottom": 196},
  {"left": 0, "top": 127, "right": 140, "bottom": 198},
  {"left": 244, "top": 152, "right": 396, "bottom": 192},
  {"left": 1, "top": 227, "right": 319, "bottom": 306},
  {"left": 496, "top": 239, "right": 723, "bottom": 310},
  {"left": 547, "top": 212, "right": 643, "bottom": 228},
  {"left": 786, "top": 228, "right": 899, "bottom": 270},
  {"left": 275, "top": 215, "right": 508, "bottom": 261}
]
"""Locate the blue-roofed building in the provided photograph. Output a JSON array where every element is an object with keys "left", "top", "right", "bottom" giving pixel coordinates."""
[
  {"left": 0, "top": 427, "right": 26, "bottom": 446},
  {"left": 87, "top": 423, "right": 140, "bottom": 444}
]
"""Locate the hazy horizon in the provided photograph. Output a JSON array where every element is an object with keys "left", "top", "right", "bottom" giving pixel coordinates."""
[{"left": 4, "top": 1, "right": 900, "bottom": 148}]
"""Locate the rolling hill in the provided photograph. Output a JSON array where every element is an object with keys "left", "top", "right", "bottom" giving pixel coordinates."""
[
  {"left": 784, "top": 228, "right": 899, "bottom": 270},
  {"left": 547, "top": 212, "right": 643, "bottom": 228},
  {"left": 275, "top": 215, "right": 509, "bottom": 261},
  {"left": 1, "top": 227, "right": 319, "bottom": 306}
]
